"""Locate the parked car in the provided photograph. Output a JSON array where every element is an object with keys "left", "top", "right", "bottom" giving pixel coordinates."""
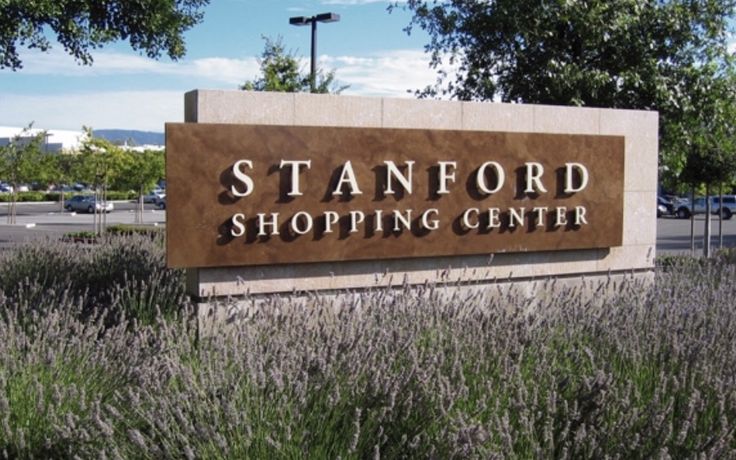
[
  {"left": 154, "top": 193, "right": 166, "bottom": 208},
  {"left": 0, "top": 183, "right": 31, "bottom": 192},
  {"left": 715, "top": 195, "right": 736, "bottom": 219},
  {"left": 657, "top": 196, "right": 674, "bottom": 218},
  {"left": 64, "top": 195, "right": 114, "bottom": 213},
  {"left": 675, "top": 196, "right": 735, "bottom": 220},
  {"left": 143, "top": 189, "right": 166, "bottom": 204}
]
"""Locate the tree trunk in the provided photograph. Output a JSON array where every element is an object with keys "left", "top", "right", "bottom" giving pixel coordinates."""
[
  {"left": 7, "top": 183, "right": 17, "bottom": 225},
  {"left": 102, "top": 187, "right": 107, "bottom": 234},
  {"left": 93, "top": 187, "right": 99, "bottom": 236},
  {"left": 718, "top": 184, "right": 723, "bottom": 250},
  {"left": 137, "top": 187, "right": 144, "bottom": 224},
  {"left": 6, "top": 195, "right": 14, "bottom": 224},
  {"left": 60, "top": 189, "right": 65, "bottom": 212},
  {"left": 704, "top": 183, "right": 711, "bottom": 258},
  {"left": 690, "top": 186, "right": 695, "bottom": 256}
]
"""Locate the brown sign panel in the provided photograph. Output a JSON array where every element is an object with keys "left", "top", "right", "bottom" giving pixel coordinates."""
[{"left": 166, "top": 123, "right": 624, "bottom": 268}]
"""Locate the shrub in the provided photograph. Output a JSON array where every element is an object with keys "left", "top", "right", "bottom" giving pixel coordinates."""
[
  {"left": 0, "top": 190, "right": 137, "bottom": 202},
  {"left": 0, "top": 297, "right": 164, "bottom": 458},
  {"left": 0, "top": 235, "right": 185, "bottom": 324},
  {"left": 715, "top": 247, "right": 736, "bottom": 265},
  {"left": 0, "top": 191, "right": 45, "bottom": 202},
  {"left": 1, "top": 250, "right": 736, "bottom": 457},
  {"left": 106, "top": 224, "right": 164, "bottom": 239},
  {"left": 61, "top": 231, "right": 98, "bottom": 242},
  {"left": 104, "top": 191, "right": 137, "bottom": 200}
]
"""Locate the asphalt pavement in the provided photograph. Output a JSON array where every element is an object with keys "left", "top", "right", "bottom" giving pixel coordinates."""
[
  {"left": 0, "top": 201, "right": 165, "bottom": 250},
  {"left": 656, "top": 214, "right": 736, "bottom": 255},
  {"left": 0, "top": 202, "right": 734, "bottom": 255}
]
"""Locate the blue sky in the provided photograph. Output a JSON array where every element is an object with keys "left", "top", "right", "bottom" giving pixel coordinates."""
[{"left": 0, "top": 0, "right": 438, "bottom": 132}]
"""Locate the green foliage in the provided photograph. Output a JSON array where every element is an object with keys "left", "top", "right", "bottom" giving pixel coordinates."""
[
  {"left": 676, "top": 68, "right": 736, "bottom": 186},
  {"left": 0, "top": 125, "right": 46, "bottom": 190},
  {"left": 0, "top": 125, "right": 49, "bottom": 222},
  {"left": 241, "top": 36, "right": 305, "bottom": 92},
  {"left": 0, "top": 191, "right": 44, "bottom": 202},
  {"left": 75, "top": 129, "right": 127, "bottom": 192},
  {"left": 44, "top": 153, "right": 81, "bottom": 194},
  {"left": 113, "top": 150, "right": 164, "bottom": 194},
  {"left": 396, "top": 0, "right": 736, "bottom": 187},
  {"left": 62, "top": 230, "right": 98, "bottom": 241},
  {"left": 0, "top": 190, "right": 137, "bottom": 202},
  {"left": 0, "top": 0, "right": 209, "bottom": 70},
  {"left": 102, "top": 190, "right": 137, "bottom": 200},
  {"left": 106, "top": 223, "right": 164, "bottom": 239},
  {"left": 241, "top": 36, "right": 346, "bottom": 94}
]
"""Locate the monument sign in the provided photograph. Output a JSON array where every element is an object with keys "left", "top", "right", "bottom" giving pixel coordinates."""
[
  {"left": 171, "top": 90, "right": 657, "bottom": 297},
  {"left": 166, "top": 124, "right": 623, "bottom": 268}
]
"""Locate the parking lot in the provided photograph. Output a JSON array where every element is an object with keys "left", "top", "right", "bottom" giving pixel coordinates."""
[
  {"left": 0, "top": 201, "right": 165, "bottom": 249},
  {"left": 657, "top": 214, "right": 736, "bottom": 254},
  {"left": 0, "top": 201, "right": 734, "bottom": 255}
]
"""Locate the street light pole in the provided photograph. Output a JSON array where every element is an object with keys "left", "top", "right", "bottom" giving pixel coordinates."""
[
  {"left": 289, "top": 12, "right": 340, "bottom": 93},
  {"left": 310, "top": 19, "right": 317, "bottom": 92}
]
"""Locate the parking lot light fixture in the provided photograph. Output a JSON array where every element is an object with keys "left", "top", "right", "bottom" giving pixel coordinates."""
[{"left": 289, "top": 12, "right": 341, "bottom": 92}]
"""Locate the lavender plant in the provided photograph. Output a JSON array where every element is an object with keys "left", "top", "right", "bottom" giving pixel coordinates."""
[
  {"left": 0, "top": 235, "right": 186, "bottom": 324},
  {"left": 0, "top": 294, "right": 158, "bottom": 458},
  {"left": 1, "top": 241, "right": 735, "bottom": 458}
]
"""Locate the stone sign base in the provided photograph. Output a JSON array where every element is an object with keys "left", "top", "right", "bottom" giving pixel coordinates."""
[{"left": 195, "top": 269, "right": 655, "bottom": 336}]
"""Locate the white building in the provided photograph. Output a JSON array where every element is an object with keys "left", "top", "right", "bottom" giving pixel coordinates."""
[
  {"left": 120, "top": 143, "right": 165, "bottom": 153},
  {"left": 0, "top": 126, "right": 87, "bottom": 153}
]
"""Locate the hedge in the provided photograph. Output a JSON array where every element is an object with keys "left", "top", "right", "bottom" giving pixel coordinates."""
[{"left": 0, "top": 190, "right": 138, "bottom": 202}]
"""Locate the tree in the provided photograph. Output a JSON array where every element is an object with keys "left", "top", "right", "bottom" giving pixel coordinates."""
[
  {"left": 240, "top": 36, "right": 347, "bottom": 94},
  {"left": 0, "top": 125, "right": 46, "bottom": 224},
  {"left": 0, "top": 0, "right": 209, "bottom": 70},
  {"left": 677, "top": 67, "right": 736, "bottom": 256},
  {"left": 45, "top": 153, "right": 82, "bottom": 210},
  {"left": 115, "top": 150, "right": 165, "bottom": 224},
  {"left": 76, "top": 129, "right": 126, "bottom": 234},
  {"left": 395, "top": 0, "right": 735, "bottom": 183}
]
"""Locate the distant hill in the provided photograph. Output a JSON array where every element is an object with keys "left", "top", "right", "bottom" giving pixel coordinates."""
[{"left": 94, "top": 129, "right": 164, "bottom": 146}]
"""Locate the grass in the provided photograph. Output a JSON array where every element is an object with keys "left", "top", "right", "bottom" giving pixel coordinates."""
[{"left": 1, "top": 238, "right": 735, "bottom": 457}]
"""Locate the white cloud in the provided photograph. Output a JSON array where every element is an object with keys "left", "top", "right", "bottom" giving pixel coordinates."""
[
  {"left": 14, "top": 47, "right": 443, "bottom": 96},
  {"left": 0, "top": 91, "right": 183, "bottom": 132},
  {"left": 17, "top": 48, "right": 260, "bottom": 86},
  {"left": 320, "top": 0, "right": 399, "bottom": 4},
  {"left": 187, "top": 57, "right": 260, "bottom": 85},
  {"left": 325, "top": 49, "right": 446, "bottom": 97},
  {"left": 2, "top": 49, "right": 448, "bottom": 131}
]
